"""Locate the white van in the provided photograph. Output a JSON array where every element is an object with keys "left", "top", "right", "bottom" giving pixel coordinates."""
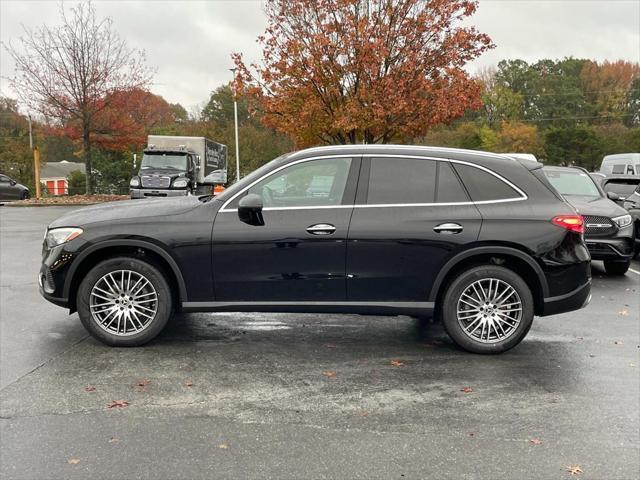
[{"left": 600, "top": 153, "right": 640, "bottom": 175}]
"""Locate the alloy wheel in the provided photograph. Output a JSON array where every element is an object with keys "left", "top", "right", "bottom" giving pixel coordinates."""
[
  {"left": 456, "top": 278, "right": 522, "bottom": 344},
  {"left": 89, "top": 270, "right": 158, "bottom": 336}
]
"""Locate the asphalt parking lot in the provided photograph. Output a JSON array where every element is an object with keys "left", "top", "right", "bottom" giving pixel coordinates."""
[{"left": 0, "top": 206, "right": 638, "bottom": 480}]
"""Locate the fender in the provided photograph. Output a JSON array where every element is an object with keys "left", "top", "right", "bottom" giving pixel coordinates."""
[
  {"left": 427, "top": 245, "right": 550, "bottom": 301},
  {"left": 63, "top": 239, "right": 189, "bottom": 302}
]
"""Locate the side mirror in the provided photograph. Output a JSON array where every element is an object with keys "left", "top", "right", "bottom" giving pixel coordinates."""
[
  {"left": 238, "top": 193, "right": 264, "bottom": 226},
  {"left": 606, "top": 191, "right": 620, "bottom": 201},
  {"left": 10, "top": 180, "right": 16, "bottom": 186}
]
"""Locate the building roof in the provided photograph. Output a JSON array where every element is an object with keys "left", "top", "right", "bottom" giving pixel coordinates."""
[{"left": 41, "top": 161, "right": 85, "bottom": 179}]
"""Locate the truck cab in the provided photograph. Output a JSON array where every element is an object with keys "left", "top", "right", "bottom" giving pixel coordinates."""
[
  {"left": 130, "top": 146, "right": 199, "bottom": 198},
  {"left": 130, "top": 135, "right": 227, "bottom": 199}
]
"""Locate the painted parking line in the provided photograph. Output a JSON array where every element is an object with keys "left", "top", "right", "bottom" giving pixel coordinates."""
[{"left": 629, "top": 268, "right": 640, "bottom": 276}]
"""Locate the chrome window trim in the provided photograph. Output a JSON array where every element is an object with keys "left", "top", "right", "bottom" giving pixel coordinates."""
[{"left": 219, "top": 154, "right": 528, "bottom": 213}]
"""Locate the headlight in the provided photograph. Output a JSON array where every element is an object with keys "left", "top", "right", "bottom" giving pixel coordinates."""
[
  {"left": 612, "top": 214, "right": 632, "bottom": 228},
  {"left": 173, "top": 178, "right": 188, "bottom": 188},
  {"left": 130, "top": 177, "right": 140, "bottom": 187},
  {"left": 46, "top": 227, "right": 83, "bottom": 248}
]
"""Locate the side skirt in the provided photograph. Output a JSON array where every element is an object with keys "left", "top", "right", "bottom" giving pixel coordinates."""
[{"left": 180, "top": 301, "right": 435, "bottom": 317}]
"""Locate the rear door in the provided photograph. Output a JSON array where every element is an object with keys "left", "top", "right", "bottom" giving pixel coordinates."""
[{"left": 346, "top": 156, "right": 482, "bottom": 302}]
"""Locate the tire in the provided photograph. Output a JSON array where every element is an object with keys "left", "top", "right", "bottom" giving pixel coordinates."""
[
  {"left": 76, "top": 256, "right": 173, "bottom": 347},
  {"left": 603, "top": 260, "right": 630, "bottom": 276},
  {"left": 21, "top": 190, "right": 29, "bottom": 200},
  {"left": 441, "top": 265, "right": 534, "bottom": 354}
]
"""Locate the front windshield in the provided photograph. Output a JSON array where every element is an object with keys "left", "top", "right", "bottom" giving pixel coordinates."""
[
  {"left": 544, "top": 169, "right": 601, "bottom": 199},
  {"left": 141, "top": 153, "right": 188, "bottom": 170}
]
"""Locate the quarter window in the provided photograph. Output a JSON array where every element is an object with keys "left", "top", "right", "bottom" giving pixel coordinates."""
[
  {"left": 244, "top": 157, "right": 352, "bottom": 208},
  {"left": 367, "top": 157, "right": 436, "bottom": 204},
  {"left": 453, "top": 164, "right": 521, "bottom": 202}
]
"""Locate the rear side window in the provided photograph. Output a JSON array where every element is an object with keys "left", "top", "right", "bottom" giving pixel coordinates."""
[
  {"left": 367, "top": 157, "right": 436, "bottom": 204},
  {"left": 453, "top": 163, "right": 521, "bottom": 202},
  {"left": 436, "top": 162, "right": 469, "bottom": 203}
]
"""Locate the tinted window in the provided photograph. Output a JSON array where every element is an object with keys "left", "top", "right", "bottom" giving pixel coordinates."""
[
  {"left": 367, "top": 157, "right": 436, "bottom": 204},
  {"left": 611, "top": 164, "right": 626, "bottom": 174},
  {"left": 0, "top": 175, "right": 9, "bottom": 182},
  {"left": 245, "top": 157, "right": 352, "bottom": 208},
  {"left": 436, "top": 162, "right": 469, "bottom": 203},
  {"left": 453, "top": 164, "right": 521, "bottom": 202}
]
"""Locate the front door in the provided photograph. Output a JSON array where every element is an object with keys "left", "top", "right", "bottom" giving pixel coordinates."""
[
  {"left": 346, "top": 156, "right": 482, "bottom": 301},
  {"left": 212, "top": 156, "right": 360, "bottom": 301}
]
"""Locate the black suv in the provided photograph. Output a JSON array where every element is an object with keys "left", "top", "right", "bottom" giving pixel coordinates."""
[
  {"left": 40, "top": 146, "right": 591, "bottom": 354},
  {"left": 543, "top": 166, "right": 634, "bottom": 275}
]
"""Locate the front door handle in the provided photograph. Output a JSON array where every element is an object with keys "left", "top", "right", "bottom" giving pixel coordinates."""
[
  {"left": 306, "top": 223, "right": 336, "bottom": 235},
  {"left": 433, "top": 222, "right": 463, "bottom": 234}
]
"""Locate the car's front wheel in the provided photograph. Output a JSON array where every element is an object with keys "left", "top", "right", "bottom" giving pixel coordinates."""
[
  {"left": 441, "top": 265, "right": 534, "bottom": 354},
  {"left": 77, "top": 257, "right": 173, "bottom": 346},
  {"left": 603, "top": 259, "right": 630, "bottom": 276}
]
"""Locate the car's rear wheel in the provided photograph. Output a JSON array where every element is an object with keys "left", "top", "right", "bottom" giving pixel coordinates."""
[
  {"left": 441, "top": 265, "right": 534, "bottom": 354},
  {"left": 77, "top": 257, "right": 173, "bottom": 346},
  {"left": 603, "top": 259, "right": 630, "bottom": 276},
  {"left": 20, "top": 190, "right": 29, "bottom": 200}
]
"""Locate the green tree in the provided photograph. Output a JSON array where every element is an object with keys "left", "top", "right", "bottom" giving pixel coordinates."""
[
  {"left": 0, "top": 97, "right": 35, "bottom": 189},
  {"left": 544, "top": 125, "right": 602, "bottom": 169},
  {"left": 66, "top": 169, "right": 86, "bottom": 195}
]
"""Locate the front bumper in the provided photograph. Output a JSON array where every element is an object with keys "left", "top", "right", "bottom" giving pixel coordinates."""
[
  {"left": 584, "top": 237, "right": 634, "bottom": 260},
  {"left": 130, "top": 188, "right": 188, "bottom": 199},
  {"left": 541, "top": 279, "right": 591, "bottom": 317}
]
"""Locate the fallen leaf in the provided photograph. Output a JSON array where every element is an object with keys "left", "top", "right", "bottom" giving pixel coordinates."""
[
  {"left": 461, "top": 387, "right": 473, "bottom": 393},
  {"left": 324, "top": 343, "right": 337, "bottom": 348},
  {"left": 184, "top": 380, "right": 193, "bottom": 387},
  {"left": 618, "top": 309, "right": 629, "bottom": 316},
  {"left": 108, "top": 438, "right": 119, "bottom": 443},
  {"left": 589, "top": 354, "right": 596, "bottom": 358},
  {"left": 360, "top": 411, "right": 369, "bottom": 417},
  {"left": 575, "top": 336, "right": 584, "bottom": 340},
  {"left": 67, "top": 458, "right": 80, "bottom": 465},
  {"left": 566, "top": 465, "right": 583, "bottom": 476},
  {"left": 530, "top": 438, "right": 542, "bottom": 445},
  {"left": 218, "top": 444, "right": 228, "bottom": 449},
  {"left": 629, "top": 363, "right": 636, "bottom": 367},
  {"left": 107, "top": 400, "right": 129, "bottom": 409},
  {"left": 84, "top": 385, "right": 96, "bottom": 392},
  {"left": 614, "top": 341, "right": 623, "bottom": 345},
  {"left": 136, "top": 379, "right": 150, "bottom": 387},
  {"left": 390, "top": 360, "right": 405, "bottom": 367},
  {"left": 467, "top": 432, "right": 475, "bottom": 437},
  {"left": 322, "top": 370, "right": 337, "bottom": 378}
]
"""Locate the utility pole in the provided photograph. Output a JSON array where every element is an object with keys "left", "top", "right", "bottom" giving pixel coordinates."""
[
  {"left": 33, "top": 147, "right": 41, "bottom": 199},
  {"left": 28, "top": 114, "right": 33, "bottom": 150},
  {"left": 230, "top": 68, "right": 240, "bottom": 182}
]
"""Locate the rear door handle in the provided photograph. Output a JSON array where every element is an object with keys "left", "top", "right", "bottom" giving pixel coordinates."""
[
  {"left": 306, "top": 223, "right": 336, "bottom": 235},
  {"left": 433, "top": 222, "right": 463, "bottom": 234}
]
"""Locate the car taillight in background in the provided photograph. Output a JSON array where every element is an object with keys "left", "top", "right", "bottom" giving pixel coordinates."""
[{"left": 552, "top": 215, "right": 584, "bottom": 234}]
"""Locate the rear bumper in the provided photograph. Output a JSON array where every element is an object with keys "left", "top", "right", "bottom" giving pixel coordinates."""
[
  {"left": 541, "top": 279, "right": 591, "bottom": 317},
  {"left": 130, "top": 188, "right": 188, "bottom": 199}
]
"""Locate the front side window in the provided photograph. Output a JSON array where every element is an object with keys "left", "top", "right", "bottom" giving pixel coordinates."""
[
  {"left": 543, "top": 168, "right": 601, "bottom": 200},
  {"left": 367, "top": 157, "right": 437, "bottom": 204},
  {"left": 454, "top": 164, "right": 522, "bottom": 202},
  {"left": 245, "top": 157, "right": 352, "bottom": 208},
  {"left": 0, "top": 175, "right": 9, "bottom": 183},
  {"left": 603, "top": 180, "right": 639, "bottom": 198}
]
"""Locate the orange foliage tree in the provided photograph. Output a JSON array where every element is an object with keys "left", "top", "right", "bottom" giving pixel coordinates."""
[{"left": 233, "top": 0, "right": 493, "bottom": 147}]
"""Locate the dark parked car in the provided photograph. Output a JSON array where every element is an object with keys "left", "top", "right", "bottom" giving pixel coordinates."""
[
  {"left": 600, "top": 175, "right": 640, "bottom": 206},
  {"left": 621, "top": 183, "right": 640, "bottom": 256},
  {"left": 40, "top": 146, "right": 591, "bottom": 354},
  {"left": 543, "top": 166, "right": 634, "bottom": 275},
  {"left": 0, "top": 174, "right": 29, "bottom": 201}
]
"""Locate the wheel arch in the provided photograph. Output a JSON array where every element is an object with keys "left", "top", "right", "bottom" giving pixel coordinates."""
[
  {"left": 64, "top": 239, "right": 188, "bottom": 312},
  {"left": 428, "top": 246, "right": 549, "bottom": 316}
]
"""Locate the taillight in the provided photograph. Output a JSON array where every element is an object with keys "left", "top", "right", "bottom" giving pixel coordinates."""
[{"left": 551, "top": 215, "right": 584, "bottom": 234}]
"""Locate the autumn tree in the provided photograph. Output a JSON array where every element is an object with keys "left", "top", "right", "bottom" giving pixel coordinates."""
[
  {"left": 4, "top": 2, "right": 153, "bottom": 193},
  {"left": 233, "top": 0, "right": 493, "bottom": 147}
]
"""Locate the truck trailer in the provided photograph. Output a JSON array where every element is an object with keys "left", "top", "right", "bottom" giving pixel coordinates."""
[{"left": 130, "top": 135, "right": 227, "bottom": 199}]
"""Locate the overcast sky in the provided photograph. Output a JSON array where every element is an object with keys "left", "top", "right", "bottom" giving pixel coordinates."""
[{"left": 1, "top": 0, "right": 639, "bottom": 112}]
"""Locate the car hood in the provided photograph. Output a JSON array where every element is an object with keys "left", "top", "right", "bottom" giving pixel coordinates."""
[
  {"left": 564, "top": 196, "right": 628, "bottom": 218},
  {"left": 48, "top": 196, "right": 201, "bottom": 229}
]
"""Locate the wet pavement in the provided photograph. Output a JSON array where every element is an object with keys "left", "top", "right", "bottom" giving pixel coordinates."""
[{"left": 1, "top": 206, "right": 639, "bottom": 479}]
